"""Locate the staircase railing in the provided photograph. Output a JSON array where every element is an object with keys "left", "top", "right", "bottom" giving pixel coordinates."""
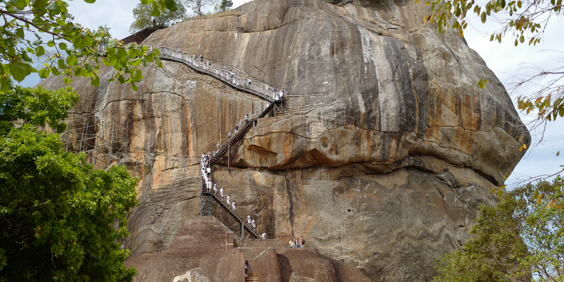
[{"left": 153, "top": 46, "right": 284, "bottom": 240}]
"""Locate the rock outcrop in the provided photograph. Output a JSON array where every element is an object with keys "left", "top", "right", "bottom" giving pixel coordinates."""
[
  {"left": 40, "top": 0, "right": 529, "bottom": 280},
  {"left": 127, "top": 217, "right": 371, "bottom": 281}
]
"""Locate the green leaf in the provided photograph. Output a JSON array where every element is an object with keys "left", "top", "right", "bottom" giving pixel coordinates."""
[
  {"left": 150, "top": 1, "right": 161, "bottom": 17},
  {"left": 130, "top": 58, "right": 142, "bottom": 67},
  {"left": 36, "top": 46, "right": 45, "bottom": 56},
  {"left": 66, "top": 55, "right": 78, "bottom": 67},
  {"left": 90, "top": 75, "right": 100, "bottom": 87},
  {"left": 51, "top": 67, "right": 60, "bottom": 76},
  {"left": 84, "top": 0, "right": 96, "bottom": 3},
  {"left": 32, "top": 0, "right": 49, "bottom": 10},
  {"left": 57, "top": 59, "right": 66, "bottom": 69},
  {"left": 10, "top": 60, "right": 33, "bottom": 82},
  {"left": 59, "top": 42, "right": 67, "bottom": 50},
  {"left": 164, "top": 0, "right": 178, "bottom": 12},
  {"left": 16, "top": 28, "right": 24, "bottom": 39},
  {"left": 38, "top": 68, "right": 50, "bottom": 78},
  {"left": 131, "top": 69, "right": 143, "bottom": 82}
]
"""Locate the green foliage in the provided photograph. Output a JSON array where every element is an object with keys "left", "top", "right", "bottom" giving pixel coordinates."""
[
  {"left": 130, "top": 1, "right": 187, "bottom": 33},
  {"left": 0, "top": 86, "right": 79, "bottom": 134},
  {"left": 0, "top": 86, "right": 139, "bottom": 281},
  {"left": 215, "top": 0, "right": 233, "bottom": 11},
  {"left": 0, "top": 0, "right": 175, "bottom": 90},
  {"left": 434, "top": 177, "right": 564, "bottom": 281},
  {"left": 182, "top": 0, "right": 219, "bottom": 16},
  {"left": 418, "top": 0, "right": 560, "bottom": 44}
]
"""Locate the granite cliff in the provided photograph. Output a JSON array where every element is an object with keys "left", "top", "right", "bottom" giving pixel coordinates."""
[{"left": 39, "top": 0, "right": 530, "bottom": 280}]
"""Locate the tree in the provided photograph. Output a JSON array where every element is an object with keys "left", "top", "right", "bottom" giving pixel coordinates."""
[
  {"left": 0, "top": 86, "right": 139, "bottom": 281},
  {"left": 215, "top": 0, "right": 233, "bottom": 12},
  {"left": 0, "top": 0, "right": 181, "bottom": 91},
  {"left": 434, "top": 177, "right": 564, "bottom": 281},
  {"left": 0, "top": 0, "right": 180, "bottom": 280},
  {"left": 130, "top": 2, "right": 187, "bottom": 33},
  {"left": 182, "top": 0, "right": 218, "bottom": 16}
]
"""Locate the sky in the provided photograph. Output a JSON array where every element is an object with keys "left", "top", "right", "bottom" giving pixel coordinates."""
[{"left": 19, "top": 0, "right": 562, "bottom": 187}]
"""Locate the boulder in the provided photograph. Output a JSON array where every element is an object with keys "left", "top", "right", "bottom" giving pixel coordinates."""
[{"left": 39, "top": 0, "right": 529, "bottom": 280}]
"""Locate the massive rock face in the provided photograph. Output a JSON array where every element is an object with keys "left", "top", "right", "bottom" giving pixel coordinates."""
[{"left": 40, "top": 0, "right": 529, "bottom": 280}]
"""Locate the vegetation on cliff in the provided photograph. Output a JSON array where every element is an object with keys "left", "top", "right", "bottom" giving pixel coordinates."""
[
  {"left": 434, "top": 177, "right": 564, "bottom": 281},
  {"left": 130, "top": 1, "right": 188, "bottom": 33},
  {"left": 0, "top": 0, "right": 170, "bottom": 91},
  {"left": 0, "top": 86, "right": 139, "bottom": 281},
  {"left": 0, "top": 0, "right": 180, "bottom": 280}
]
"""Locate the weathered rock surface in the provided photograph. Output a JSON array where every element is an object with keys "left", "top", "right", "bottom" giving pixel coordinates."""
[
  {"left": 126, "top": 217, "right": 370, "bottom": 281},
  {"left": 40, "top": 0, "right": 530, "bottom": 280}
]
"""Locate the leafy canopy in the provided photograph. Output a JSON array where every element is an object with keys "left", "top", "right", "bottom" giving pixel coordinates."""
[
  {"left": 215, "top": 0, "right": 233, "bottom": 12},
  {"left": 0, "top": 85, "right": 139, "bottom": 281},
  {"left": 434, "top": 177, "right": 564, "bottom": 281},
  {"left": 182, "top": 0, "right": 219, "bottom": 16},
  {"left": 130, "top": 1, "right": 187, "bottom": 33},
  {"left": 0, "top": 0, "right": 183, "bottom": 91}
]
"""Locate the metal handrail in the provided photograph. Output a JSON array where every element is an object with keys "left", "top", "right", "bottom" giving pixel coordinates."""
[{"left": 151, "top": 46, "right": 287, "bottom": 104}]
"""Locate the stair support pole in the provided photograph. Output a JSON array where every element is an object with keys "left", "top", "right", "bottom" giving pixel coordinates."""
[{"left": 241, "top": 222, "right": 245, "bottom": 239}]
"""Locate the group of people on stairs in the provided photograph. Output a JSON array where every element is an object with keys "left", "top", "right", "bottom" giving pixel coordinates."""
[
  {"left": 150, "top": 46, "right": 288, "bottom": 103},
  {"left": 158, "top": 44, "right": 290, "bottom": 241},
  {"left": 201, "top": 154, "right": 258, "bottom": 233}
]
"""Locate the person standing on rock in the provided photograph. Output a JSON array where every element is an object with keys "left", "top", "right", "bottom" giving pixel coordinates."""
[{"left": 245, "top": 260, "right": 249, "bottom": 278}]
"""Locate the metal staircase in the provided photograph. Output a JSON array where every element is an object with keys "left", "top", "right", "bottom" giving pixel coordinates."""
[{"left": 155, "top": 47, "right": 284, "bottom": 240}]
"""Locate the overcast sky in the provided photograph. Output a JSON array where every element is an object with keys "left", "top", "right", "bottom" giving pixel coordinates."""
[{"left": 21, "top": 0, "right": 563, "bottom": 187}]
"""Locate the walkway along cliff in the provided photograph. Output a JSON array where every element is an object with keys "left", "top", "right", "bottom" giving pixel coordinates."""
[{"left": 39, "top": 0, "right": 531, "bottom": 280}]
